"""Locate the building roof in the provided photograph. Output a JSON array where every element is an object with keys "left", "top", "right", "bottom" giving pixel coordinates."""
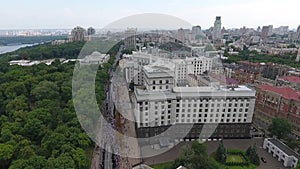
[
  {"left": 256, "top": 84, "right": 300, "bottom": 101},
  {"left": 279, "top": 76, "right": 300, "bottom": 84},
  {"left": 268, "top": 138, "right": 300, "bottom": 159}
]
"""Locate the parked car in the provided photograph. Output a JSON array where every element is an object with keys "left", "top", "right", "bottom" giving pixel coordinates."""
[{"left": 261, "top": 157, "right": 267, "bottom": 163}]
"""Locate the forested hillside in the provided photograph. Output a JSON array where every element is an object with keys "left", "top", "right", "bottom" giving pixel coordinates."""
[{"left": 0, "top": 41, "right": 120, "bottom": 169}]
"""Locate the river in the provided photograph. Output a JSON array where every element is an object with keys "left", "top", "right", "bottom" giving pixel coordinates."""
[{"left": 0, "top": 44, "right": 37, "bottom": 55}]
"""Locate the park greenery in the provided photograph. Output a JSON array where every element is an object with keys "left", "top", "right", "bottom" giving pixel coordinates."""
[
  {"left": 214, "top": 141, "right": 259, "bottom": 168},
  {"left": 225, "top": 49, "right": 300, "bottom": 68},
  {"left": 268, "top": 118, "right": 292, "bottom": 139},
  {"left": 152, "top": 141, "right": 259, "bottom": 169},
  {"left": 0, "top": 40, "right": 120, "bottom": 169},
  {"left": 167, "top": 141, "right": 219, "bottom": 169},
  {"left": 0, "top": 36, "right": 67, "bottom": 46},
  {"left": 5, "top": 41, "right": 85, "bottom": 60}
]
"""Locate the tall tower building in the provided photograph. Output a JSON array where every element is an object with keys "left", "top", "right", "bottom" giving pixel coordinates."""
[
  {"left": 69, "top": 26, "right": 87, "bottom": 41},
  {"left": 213, "top": 16, "right": 222, "bottom": 41},
  {"left": 261, "top": 26, "right": 271, "bottom": 40},
  {"left": 296, "top": 48, "right": 300, "bottom": 62},
  {"left": 124, "top": 28, "right": 137, "bottom": 50},
  {"left": 177, "top": 28, "right": 185, "bottom": 43},
  {"left": 87, "top": 27, "right": 96, "bottom": 36},
  {"left": 297, "top": 25, "right": 300, "bottom": 41},
  {"left": 268, "top": 25, "right": 273, "bottom": 36},
  {"left": 192, "top": 25, "right": 202, "bottom": 40}
]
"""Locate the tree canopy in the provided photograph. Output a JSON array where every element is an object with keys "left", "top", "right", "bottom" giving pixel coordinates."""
[
  {"left": 0, "top": 40, "right": 121, "bottom": 169},
  {"left": 268, "top": 118, "right": 292, "bottom": 139}
]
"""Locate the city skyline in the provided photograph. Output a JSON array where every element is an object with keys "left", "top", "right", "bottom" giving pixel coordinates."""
[{"left": 1, "top": 0, "right": 300, "bottom": 30}]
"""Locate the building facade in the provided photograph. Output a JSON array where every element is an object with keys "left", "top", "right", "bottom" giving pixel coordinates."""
[
  {"left": 213, "top": 16, "right": 222, "bottom": 41},
  {"left": 69, "top": 26, "right": 87, "bottom": 41},
  {"left": 255, "top": 85, "right": 300, "bottom": 138},
  {"left": 124, "top": 52, "right": 256, "bottom": 141},
  {"left": 124, "top": 28, "right": 137, "bottom": 50},
  {"left": 263, "top": 138, "right": 299, "bottom": 168}
]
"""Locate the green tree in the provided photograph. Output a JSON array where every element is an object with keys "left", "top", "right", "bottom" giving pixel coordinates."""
[
  {"left": 170, "top": 141, "right": 219, "bottom": 169},
  {"left": 46, "top": 154, "right": 75, "bottom": 169},
  {"left": 215, "top": 140, "right": 227, "bottom": 164},
  {"left": 22, "top": 118, "right": 45, "bottom": 141},
  {"left": 31, "top": 81, "right": 60, "bottom": 101},
  {"left": 268, "top": 118, "right": 292, "bottom": 139},
  {"left": 0, "top": 143, "right": 14, "bottom": 168},
  {"left": 246, "top": 144, "right": 260, "bottom": 165},
  {"left": 71, "top": 148, "right": 89, "bottom": 169}
]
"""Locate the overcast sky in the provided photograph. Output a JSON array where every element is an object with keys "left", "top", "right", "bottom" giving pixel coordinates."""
[{"left": 1, "top": 0, "right": 300, "bottom": 30}]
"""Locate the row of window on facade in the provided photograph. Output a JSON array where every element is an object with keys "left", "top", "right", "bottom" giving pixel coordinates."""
[{"left": 137, "top": 98, "right": 251, "bottom": 106}]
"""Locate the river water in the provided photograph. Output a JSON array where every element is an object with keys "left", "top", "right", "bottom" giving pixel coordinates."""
[{"left": 0, "top": 44, "right": 36, "bottom": 54}]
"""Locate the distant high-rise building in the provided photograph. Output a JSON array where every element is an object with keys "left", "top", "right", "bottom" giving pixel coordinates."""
[
  {"left": 273, "top": 26, "right": 289, "bottom": 35},
  {"left": 297, "top": 25, "right": 300, "bottom": 41},
  {"left": 268, "top": 25, "right": 273, "bottom": 36},
  {"left": 192, "top": 25, "right": 202, "bottom": 40},
  {"left": 177, "top": 28, "right": 185, "bottom": 42},
  {"left": 257, "top": 26, "right": 261, "bottom": 32},
  {"left": 87, "top": 27, "right": 96, "bottom": 36},
  {"left": 213, "top": 16, "right": 222, "bottom": 41},
  {"left": 261, "top": 26, "right": 271, "bottom": 40},
  {"left": 69, "top": 26, "right": 87, "bottom": 41},
  {"left": 296, "top": 48, "right": 300, "bottom": 62},
  {"left": 124, "top": 28, "right": 137, "bottom": 50}
]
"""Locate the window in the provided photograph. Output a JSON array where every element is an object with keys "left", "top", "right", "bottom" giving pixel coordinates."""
[{"left": 153, "top": 86, "right": 155, "bottom": 90}]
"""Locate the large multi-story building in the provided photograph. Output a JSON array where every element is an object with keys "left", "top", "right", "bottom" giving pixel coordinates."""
[
  {"left": 87, "top": 27, "right": 96, "bottom": 36},
  {"left": 69, "top": 26, "right": 87, "bottom": 41},
  {"left": 123, "top": 51, "right": 213, "bottom": 86},
  {"left": 123, "top": 51, "right": 256, "bottom": 141},
  {"left": 192, "top": 26, "right": 202, "bottom": 41},
  {"left": 261, "top": 26, "right": 270, "bottom": 40},
  {"left": 124, "top": 28, "right": 137, "bottom": 50},
  {"left": 213, "top": 16, "right": 222, "bottom": 41},
  {"left": 255, "top": 85, "right": 300, "bottom": 138}
]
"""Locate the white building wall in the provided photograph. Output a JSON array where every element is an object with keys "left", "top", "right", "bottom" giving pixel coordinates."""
[{"left": 263, "top": 138, "right": 299, "bottom": 168}]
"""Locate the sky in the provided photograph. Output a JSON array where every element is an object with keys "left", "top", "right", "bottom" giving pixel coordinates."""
[{"left": 0, "top": 0, "right": 300, "bottom": 30}]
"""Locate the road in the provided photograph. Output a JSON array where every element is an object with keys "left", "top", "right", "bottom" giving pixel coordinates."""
[{"left": 90, "top": 45, "right": 124, "bottom": 169}]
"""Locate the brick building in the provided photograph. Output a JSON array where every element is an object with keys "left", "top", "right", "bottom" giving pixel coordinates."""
[{"left": 255, "top": 85, "right": 300, "bottom": 138}]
